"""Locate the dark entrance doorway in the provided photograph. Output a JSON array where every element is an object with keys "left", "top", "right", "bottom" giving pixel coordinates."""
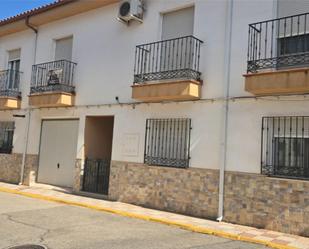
[{"left": 82, "top": 116, "right": 114, "bottom": 195}]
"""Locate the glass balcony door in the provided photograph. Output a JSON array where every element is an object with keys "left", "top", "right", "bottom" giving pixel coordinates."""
[
  {"left": 7, "top": 49, "right": 21, "bottom": 91},
  {"left": 161, "top": 7, "right": 194, "bottom": 73}
]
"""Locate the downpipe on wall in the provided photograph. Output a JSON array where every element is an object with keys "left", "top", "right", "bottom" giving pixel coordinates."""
[
  {"left": 19, "top": 17, "right": 38, "bottom": 185},
  {"left": 19, "top": 109, "right": 31, "bottom": 185},
  {"left": 217, "top": 0, "right": 234, "bottom": 222}
]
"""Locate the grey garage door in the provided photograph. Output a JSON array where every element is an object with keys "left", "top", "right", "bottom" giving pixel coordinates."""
[{"left": 37, "top": 119, "right": 79, "bottom": 188}]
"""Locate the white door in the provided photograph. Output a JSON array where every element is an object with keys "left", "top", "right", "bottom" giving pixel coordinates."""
[{"left": 37, "top": 120, "right": 79, "bottom": 188}]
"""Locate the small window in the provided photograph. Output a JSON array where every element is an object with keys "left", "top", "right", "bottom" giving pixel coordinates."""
[
  {"left": 55, "top": 36, "right": 73, "bottom": 61},
  {"left": 261, "top": 116, "right": 309, "bottom": 179},
  {"left": 0, "top": 122, "right": 14, "bottom": 154},
  {"left": 144, "top": 118, "right": 191, "bottom": 168}
]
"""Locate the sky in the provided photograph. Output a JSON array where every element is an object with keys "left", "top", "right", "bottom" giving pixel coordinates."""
[{"left": 0, "top": 0, "right": 55, "bottom": 20}]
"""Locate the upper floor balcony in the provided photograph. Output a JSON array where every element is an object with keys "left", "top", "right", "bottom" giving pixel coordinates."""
[
  {"left": 244, "top": 12, "right": 309, "bottom": 95},
  {"left": 29, "top": 60, "right": 76, "bottom": 107},
  {"left": 0, "top": 69, "right": 21, "bottom": 110},
  {"left": 131, "top": 35, "right": 203, "bottom": 102}
]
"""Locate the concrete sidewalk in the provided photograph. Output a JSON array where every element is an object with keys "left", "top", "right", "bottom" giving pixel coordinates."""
[{"left": 0, "top": 182, "right": 308, "bottom": 249}]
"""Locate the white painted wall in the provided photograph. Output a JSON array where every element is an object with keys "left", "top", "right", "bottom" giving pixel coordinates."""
[{"left": 2, "top": 0, "right": 309, "bottom": 174}]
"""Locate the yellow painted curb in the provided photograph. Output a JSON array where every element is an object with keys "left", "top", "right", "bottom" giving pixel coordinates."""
[{"left": 0, "top": 186, "right": 298, "bottom": 249}]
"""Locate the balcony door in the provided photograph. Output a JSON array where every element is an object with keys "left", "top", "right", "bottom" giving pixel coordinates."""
[
  {"left": 7, "top": 49, "right": 20, "bottom": 90},
  {"left": 48, "top": 37, "right": 73, "bottom": 86},
  {"left": 276, "top": 0, "right": 309, "bottom": 68},
  {"left": 161, "top": 7, "right": 194, "bottom": 74}
]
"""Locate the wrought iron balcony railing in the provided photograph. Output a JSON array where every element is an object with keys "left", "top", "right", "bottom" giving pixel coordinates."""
[
  {"left": 134, "top": 35, "right": 203, "bottom": 84},
  {"left": 0, "top": 69, "right": 21, "bottom": 98},
  {"left": 30, "top": 60, "right": 76, "bottom": 94},
  {"left": 247, "top": 12, "right": 309, "bottom": 73}
]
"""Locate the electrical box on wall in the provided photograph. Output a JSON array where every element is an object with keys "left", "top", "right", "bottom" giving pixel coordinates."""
[{"left": 117, "top": 0, "right": 144, "bottom": 24}]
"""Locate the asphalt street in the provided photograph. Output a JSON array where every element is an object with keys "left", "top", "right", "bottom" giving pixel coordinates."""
[{"left": 0, "top": 192, "right": 269, "bottom": 249}]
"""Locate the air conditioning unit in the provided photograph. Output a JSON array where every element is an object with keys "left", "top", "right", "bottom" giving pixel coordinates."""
[{"left": 117, "top": 0, "right": 144, "bottom": 24}]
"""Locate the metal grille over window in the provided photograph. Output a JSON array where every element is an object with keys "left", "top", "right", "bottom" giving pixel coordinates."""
[
  {"left": 0, "top": 122, "right": 14, "bottom": 154},
  {"left": 262, "top": 116, "right": 309, "bottom": 179},
  {"left": 144, "top": 118, "right": 191, "bottom": 168},
  {"left": 247, "top": 12, "right": 309, "bottom": 73}
]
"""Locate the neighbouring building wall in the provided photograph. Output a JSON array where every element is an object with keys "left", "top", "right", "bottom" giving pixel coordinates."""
[{"left": 0, "top": 29, "right": 36, "bottom": 109}]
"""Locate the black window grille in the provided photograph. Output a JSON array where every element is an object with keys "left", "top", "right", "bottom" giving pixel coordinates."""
[
  {"left": 0, "top": 122, "right": 15, "bottom": 154},
  {"left": 144, "top": 118, "right": 191, "bottom": 168},
  {"left": 261, "top": 116, "right": 309, "bottom": 179}
]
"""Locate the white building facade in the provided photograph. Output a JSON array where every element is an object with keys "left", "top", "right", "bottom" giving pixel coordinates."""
[{"left": 0, "top": 0, "right": 308, "bottom": 236}]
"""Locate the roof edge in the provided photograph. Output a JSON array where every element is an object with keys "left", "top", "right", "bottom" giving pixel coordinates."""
[
  {"left": 0, "top": 0, "right": 119, "bottom": 37},
  {"left": 0, "top": 0, "right": 76, "bottom": 27}
]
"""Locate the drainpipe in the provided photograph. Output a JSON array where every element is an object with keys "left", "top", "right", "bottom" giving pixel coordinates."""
[
  {"left": 217, "top": 0, "right": 234, "bottom": 221},
  {"left": 25, "top": 16, "right": 38, "bottom": 60},
  {"left": 19, "top": 109, "right": 31, "bottom": 185},
  {"left": 19, "top": 17, "right": 38, "bottom": 185}
]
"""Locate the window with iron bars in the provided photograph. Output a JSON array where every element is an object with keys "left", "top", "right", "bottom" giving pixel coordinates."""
[
  {"left": 261, "top": 116, "right": 309, "bottom": 180},
  {"left": 0, "top": 122, "right": 15, "bottom": 154},
  {"left": 144, "top": 118, "right": 191, "bottom": 168}
]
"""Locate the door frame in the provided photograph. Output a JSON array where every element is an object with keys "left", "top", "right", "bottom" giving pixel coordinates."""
[{"left": 36, "top": 118, "right": 79, "bottom": 185}]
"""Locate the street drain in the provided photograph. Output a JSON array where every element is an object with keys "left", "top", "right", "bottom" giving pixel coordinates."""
[{"left": 6, "top": 245, "right": 47, "bottom": 249}]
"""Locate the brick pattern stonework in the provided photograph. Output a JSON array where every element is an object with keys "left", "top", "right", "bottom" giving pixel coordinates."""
[
  {"left": 224, "top": 171, "right": 309, "bottom": 237},
  {"left": 0, "top": 154, "right": 21, "bottom": 184},
  {"left": 0, "top": 153, "right": 38, "bottom": 185},
  {"left": 109, "top": 161, "right": 219, "bottom": 219},
  {"left": 73, "top": 159, "right": 83, "bottom": 192},
  {"left": 2, "top": 155, "right": 308, "bottom": 237},
  {"left": 109, "top": 161, "right": 309, "bottom": 236}
]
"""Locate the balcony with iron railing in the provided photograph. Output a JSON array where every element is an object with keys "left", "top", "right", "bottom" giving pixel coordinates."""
[
  {"left": 0, "top": 69, "right": 21, "bottom": 110},
  {"left": 131, "top": 35, "right": 203, "bottom": 102},
  {"left": 244, "top": 12, "right": 309, "bottom": 95},
  {"left": 29, "top": 59, "right": 76, "bottom": 107}
]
